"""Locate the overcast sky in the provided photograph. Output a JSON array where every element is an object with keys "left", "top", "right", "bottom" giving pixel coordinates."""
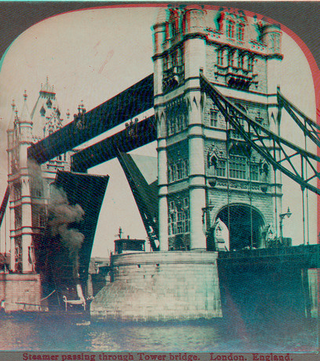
[{"left": 0, "top": 5, "right": 318, "bottom": 257}]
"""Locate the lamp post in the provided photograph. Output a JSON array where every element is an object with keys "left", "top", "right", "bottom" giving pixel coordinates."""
[
  {"left": 202, "top": 206, "right": 214, "bottom": 236},
  {"left": 279, "top": 207, "right": 292, "bottom": 243}
]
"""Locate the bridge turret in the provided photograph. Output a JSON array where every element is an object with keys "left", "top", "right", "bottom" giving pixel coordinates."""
[
  {"left": 183, "top": 7, "right": 207, "bottom": 81},
  {"left": 261, "top": 23, "right": 282, "bottom": 55},
  {"left": 153, "top": 8, "right": 167, "bottom": 97},
  {"left": 6, "top": 92, "right": 34, "bottom": 273},
  {"left": 19, "top": 91, "right": 33, "bottom": 165},
  {"left": 184, "top": 7, "right": 206, "bottom": 36},
  {"left": 6, "top": 81, "right": 72, "bottom": 273}
]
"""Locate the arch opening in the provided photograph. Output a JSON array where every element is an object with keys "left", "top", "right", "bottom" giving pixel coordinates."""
[{"left": 211, "top": 203, "right": 265, "bottom": 251}]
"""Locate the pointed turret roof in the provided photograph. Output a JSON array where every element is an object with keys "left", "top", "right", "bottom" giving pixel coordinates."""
[
  {"left": 30, "top": 77, "right": 62, "bottom": 139},
  {"left": 7, "top": 100, "right": 16, "bottom": 131},
  {"left": 40, "top": 76, "right": 55, "bottom": 94},
  {"left": 20, "top": 90, "right": 32, "bottom": 124}
]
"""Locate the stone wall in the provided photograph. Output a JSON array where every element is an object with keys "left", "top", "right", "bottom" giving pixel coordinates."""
[
  {"left": 0, "top": 273, "right": 42, "bottom": 312},
  {"left": 91, "top": 251, "right": 222, "bottom": 321}
]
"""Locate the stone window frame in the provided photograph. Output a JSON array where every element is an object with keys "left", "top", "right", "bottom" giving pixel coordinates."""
[
  {"left": 249, "top": 161, "right": 260, "bottom": 181},
  {"left": 216, "top": 159, "right": 227, "bottom": 177},
  {"left": 168, "top": 197, "right": 190, "bottom": 236},
  {"left": 13, "top": 181, "right": 22, "bottom": 201},
  {"left": 168, "top": 158, "right": 189, "bottom": 183},
  {"left": 224, "top": 155, "right": 262, "bottom": 181},
  {"left": 237, "top": 52, "right": 244, "bottom": 69},
  {"left": 226, "top": 20, "right": 235, "bottom": 39},
  {"left": 217, "top": 48, "right": 225, "bottom": 66},
  {"left": 166, "top": 99, "right": 188, "bottom": 136},
  {"left": 229, "top": 154, "right": 247, "bottom": 179},
  {"left": 14, "top": 206, "right": 22, "bottom": 230},
  {"left": 248, "top": 55, "right": 254, "bottom": 71},
  {"left": 210, "top": 108, "right": 219, "bottom": 127},
  {"left": 237, "top": 23, "right": 245, "bottom": 41},
  {"left": 31, "top": 205, "right": 46, "bottom": 228}
]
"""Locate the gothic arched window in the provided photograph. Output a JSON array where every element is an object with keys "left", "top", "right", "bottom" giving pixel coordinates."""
[
  {"left": 226, "top": 21, "right": 235, "bottom": 39},
  {"left": 238, "top": 53, "right": 244, "bottom": 69},
  {"left": 228, "top": 50, "right": 234, "bottom": 67},
  {"left": 217, "top": 48, "right": 225, "bottom": 66},
  {"left": 248, "top": 56, "right": 254, "bottom": 71},
  {"left": 237, "top": 23, "right": 245, "bottom": 41},
  {"left": 176, "top": 47, "right": 183, "bottom": 66}
]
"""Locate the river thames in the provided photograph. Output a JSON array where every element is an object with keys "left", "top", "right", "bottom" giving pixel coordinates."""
[{"left": 0, "top": 315, "right": 317, "bottom": 353}]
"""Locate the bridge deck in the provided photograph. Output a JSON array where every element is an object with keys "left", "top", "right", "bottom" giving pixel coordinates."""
[{"left": 218, "top": 244, "right": 320, "bottom": 268}]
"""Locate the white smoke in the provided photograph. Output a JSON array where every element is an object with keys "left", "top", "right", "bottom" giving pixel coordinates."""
[{"left": 28, "top": 159, "right": 45, "bottom": 196}]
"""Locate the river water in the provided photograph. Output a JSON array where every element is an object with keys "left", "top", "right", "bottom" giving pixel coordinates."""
[{"left": 0, "top": 314, "right": 317, "bottom": 353}]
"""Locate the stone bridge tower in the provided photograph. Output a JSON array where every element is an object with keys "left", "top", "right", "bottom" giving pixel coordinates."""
[
  {"left": 6, "top": 79, "right": 72, "bottom": 273},
  {"left": 153, "top": 6, "right": 283, "bottom": 252}
]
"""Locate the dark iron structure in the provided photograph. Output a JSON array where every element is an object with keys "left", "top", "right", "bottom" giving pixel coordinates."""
[{"left": 200, "top": 73, "right": 320, "bottom": 196}]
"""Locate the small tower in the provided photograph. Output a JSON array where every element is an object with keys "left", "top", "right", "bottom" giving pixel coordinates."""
[
  {"left": 7, "top": 92, "right": 34, "bottom": 272},
  {"left": 6, "top": 80, "right": 73, "bottom": 273},
  {"left": 153, "top": 6, "right": 283, "bottom": 251}
]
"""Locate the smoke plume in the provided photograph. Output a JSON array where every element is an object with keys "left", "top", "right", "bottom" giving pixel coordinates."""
[
  {"left": 48, "top": 184, "right": 85, "bottom": 279},
  {"left": 27, "top": 160, "right": 86, "bottom": 279},
  {"left": 28, "top": 159, "right": 45, "bottom": 196}
]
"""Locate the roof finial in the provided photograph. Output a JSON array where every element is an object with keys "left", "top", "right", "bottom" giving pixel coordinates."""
[
  {"left": 23, "top": 90, "right": 28, "bottom": 101},
  {"left": 78, "top": 100, "right": 85, "bottom": 114},
  {"left": 11, "top": 100, "right": 15, "bottom": 110}
]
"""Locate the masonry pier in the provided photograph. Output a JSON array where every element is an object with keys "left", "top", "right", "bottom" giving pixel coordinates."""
[{"left": 91, "top": 251, "right": 222, "bottom": 321}]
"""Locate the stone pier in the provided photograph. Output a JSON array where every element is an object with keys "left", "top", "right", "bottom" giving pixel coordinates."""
[{"left": 90, "top": 251, "right": 222, "bottom": 321}]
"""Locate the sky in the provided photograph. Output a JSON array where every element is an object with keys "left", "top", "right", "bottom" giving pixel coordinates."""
[{"left": 0, "top": 5, "right": 318, "bottom": 258}]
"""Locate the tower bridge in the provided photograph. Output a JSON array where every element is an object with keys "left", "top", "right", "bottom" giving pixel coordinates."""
[{"left": 0, "top": 6, "right": 320, "bottom": 319}]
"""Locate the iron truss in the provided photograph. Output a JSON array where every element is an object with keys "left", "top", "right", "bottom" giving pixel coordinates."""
[
  {"left": 0, "top": 186, "right": 9, "bottom": 228},
  {"left": 277, "top": 90, "right": 320, "bottom": 149},
  {"left": 117, "top": 152, "right": 159, "bottom": 251},
  {"left": 200, "top": 74, "right": 320, "bottom": 195}
]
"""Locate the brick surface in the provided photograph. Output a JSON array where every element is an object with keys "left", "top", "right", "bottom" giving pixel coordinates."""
[{"left": 0, "top": 273, "right": 42, "bottom": 312}]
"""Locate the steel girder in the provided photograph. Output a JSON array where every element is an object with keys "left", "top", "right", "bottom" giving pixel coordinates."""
[
  {"left": 0, "top": 186, "right": 9, "bottom": 228},
  {"left": 200, "top": 74, "right": 320, "bottom": 195},
  {"left": 28, "top": 74, "right": 154, "bottom": 164},
  {"left": 117, "top": 151, "right": 159, "bottom": 251},
  {"left": 277, "top": 90, "right": 320, "bottom": 149},
  {"left": 71, "top": 115, "right": 157, "bottom": 172}
]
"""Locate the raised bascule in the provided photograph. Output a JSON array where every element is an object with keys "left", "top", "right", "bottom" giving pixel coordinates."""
[{"left": 0, "top": 6, "right": 320, "bottom": 321}]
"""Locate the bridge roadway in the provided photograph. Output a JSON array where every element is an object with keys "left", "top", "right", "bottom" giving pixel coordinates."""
[
  {"left": 217, "top": 244, "right": 320, "bottom": 322},
  {"left": 218, "top": 244, "right": 320, "bottom": 268}
]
